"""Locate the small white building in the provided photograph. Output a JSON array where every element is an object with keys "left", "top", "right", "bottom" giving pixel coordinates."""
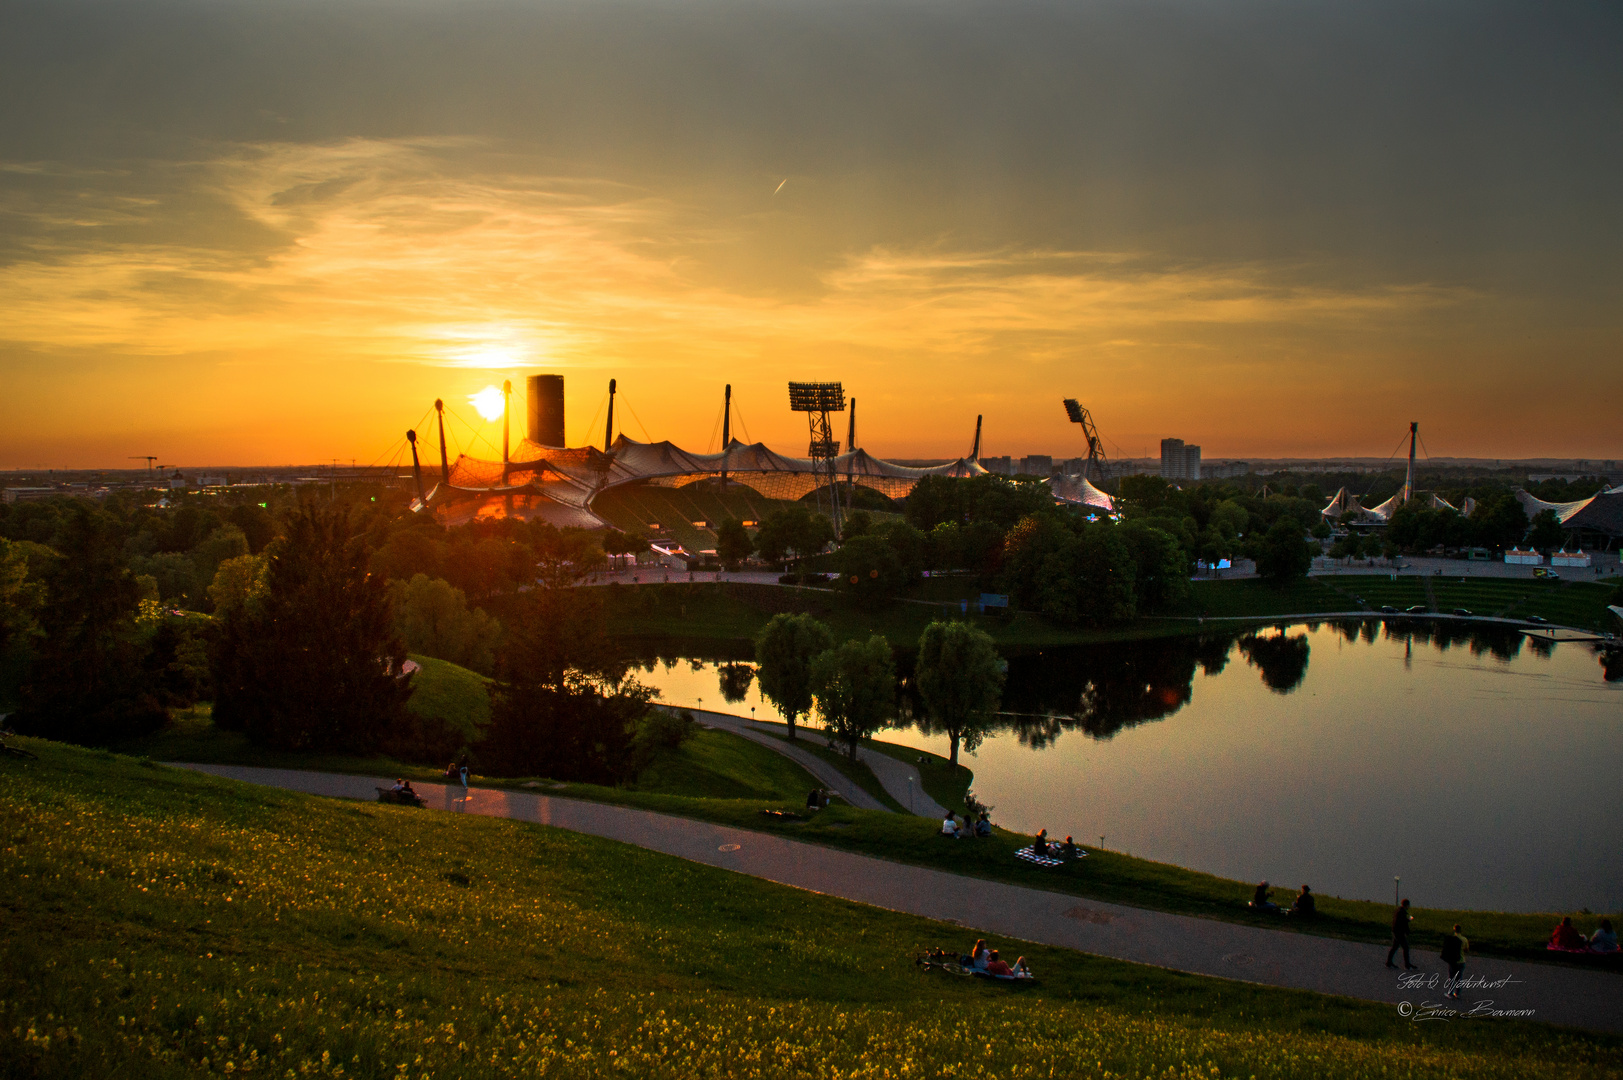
[
  {"left": 1504, "top": 548, "right": 1543, "bottom": 565},
  {"left": 1550, "top": 550, "right": 1592, "bottom": 568}
]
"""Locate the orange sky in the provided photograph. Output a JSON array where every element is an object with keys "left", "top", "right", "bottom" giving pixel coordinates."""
[{"left": 2, "top": 2, "right": 1620, "bottom": 468}]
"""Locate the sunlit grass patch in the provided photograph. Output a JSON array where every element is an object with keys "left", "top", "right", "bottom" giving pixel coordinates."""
[{"left": 3, "top": 740, "right": 1617, "bottom": 1079}]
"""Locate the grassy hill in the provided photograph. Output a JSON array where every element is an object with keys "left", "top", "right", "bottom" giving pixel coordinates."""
[
  {"left": 3, "top": 741, "right": 1614, "bottom": 1079},
  {"left": 591, "top": 483, "right": 792, "bottom": 553}
]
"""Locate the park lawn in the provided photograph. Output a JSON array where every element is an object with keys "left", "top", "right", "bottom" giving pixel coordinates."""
[
  {"left": 628, "top": 727, "right": 822, "bottom": 801},
  {"left": 549, "top": 787, "right": 1614, "bottom": 965},
  {"left": 3, "top": 741, "right": 1617, "bottom": 1080},
  {"left": 117, "top": 708, "right": 1612, "bottom": 964},
  {"left": 1179, "top": 577, "right": 1351, "bottom": 619}
]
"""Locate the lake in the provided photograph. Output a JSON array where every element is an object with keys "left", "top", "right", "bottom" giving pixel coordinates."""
[{"left": 628, "top": 621, "right": 1622, "bottom": 913}]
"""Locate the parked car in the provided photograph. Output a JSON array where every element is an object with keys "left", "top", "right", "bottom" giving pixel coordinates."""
[
  {"left": 1525, "top": 615, "right": 1549, "bottom": 625},
  {"left": 1405, "top": 605, "right": 1428, "bottom": 614},
  {"left": 1380, "top": 605, "right": 1398, "bottom": 614},
  {"left": 1452, "top": 608, "right": 1473, "bottom": 617}
]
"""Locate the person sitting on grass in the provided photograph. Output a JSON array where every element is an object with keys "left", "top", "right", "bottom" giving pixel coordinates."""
[
  {"left": 444, "top": 762, "right": 461, "bottom": 778},
  {"left": 1550, "top": 916, "right": 1587, "bottom": 951},
  {"left": 391, "top": 778, "right": 407, "bottom": 794},
  {"left": 968, "top": 939, "right": 990, "bottom": 970},
  {"left": 1251, "top": 881, "right": 1279, "bottom": 912},
  {"left": 1061, "top": 835, "right": 1079, "bottom": 860},
  {"left": 984, "top": 950, "right": 1014, "bottom": 977},
  {"left": 1012, "top": 956, "right": 1032, "bottom": 978},
  {"left": 806, "top": 788, "right": 827, "bottom": 810},
  {"left": 941, "top": 813, "right": 961, "bottom": 838},
  {"left": 1590, "top": 919, "right": 1618, "bottom": 953},
  {"left": 1290, "top": 885, "right": 1316, "bottom": 918},
  {"left": 1033, "top": 829, "right": 1049, "bottom": 857},
  {"left": 975, "top": 812, "right": 991, "bottom": 838}
]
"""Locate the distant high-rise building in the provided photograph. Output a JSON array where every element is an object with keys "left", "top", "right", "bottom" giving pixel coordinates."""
[
  {"left": 1019, "top": 455, "right": 1053, "bottom": 476},
  {"left": 1160, "top": 438, "right": 1201, "bottom": 482},
  {"left": 980, "top": 456, "right": 1012, "bottom": 475}
]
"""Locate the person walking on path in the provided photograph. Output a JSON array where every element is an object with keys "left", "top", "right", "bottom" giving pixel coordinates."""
[
  {"left": 1386, "top": 898, "right": 1416, "bottom": 968},
  {"left": 1441, "top": 924, "right": 1468, "bottom": 999}
]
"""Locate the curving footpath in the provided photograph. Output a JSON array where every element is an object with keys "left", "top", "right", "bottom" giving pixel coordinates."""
[
  {"left": 679, "top": 707, "right": 948, "bottom": 818},
  {"left": 172, "top": 763, "right": 1621, "bottom": 1034}
]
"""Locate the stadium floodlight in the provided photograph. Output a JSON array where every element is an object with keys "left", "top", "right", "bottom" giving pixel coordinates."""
[
  {"left": 788, "top": 382, "right": 846, "bottom": 414},
  {"left": 787, "top": 380, "right": 846, "bottom": 533},
  {"left": 1061, "top": 397, "right": 1110, "bottom": 485}
]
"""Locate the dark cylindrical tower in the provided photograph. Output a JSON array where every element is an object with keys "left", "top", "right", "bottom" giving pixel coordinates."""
[
  {"left": 526, "top": 374, "right": 566, "bottom": 447},
  {"left": 604, "top": 378, "right": 617, "bottom": 452}
]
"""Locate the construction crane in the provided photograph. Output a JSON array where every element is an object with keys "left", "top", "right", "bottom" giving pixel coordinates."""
[
  {"left": 128, "top": 455, "right": 157, "bottom": 473},
  {"left": 1061, "top": 399, "right": 1109, "bottom": 485}
]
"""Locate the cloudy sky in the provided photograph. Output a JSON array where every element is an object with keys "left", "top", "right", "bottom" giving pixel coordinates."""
[{"left": 3, "top": 0, "right": 1619, "bottom": 467}]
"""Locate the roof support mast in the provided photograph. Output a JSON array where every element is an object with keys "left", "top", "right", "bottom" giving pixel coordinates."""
[
  {"left": 605, "top": 379, "right": 617, "bottom": 453},
  {"left": 845, "top": 398, "right": 857, "bottom": 514},
  {"left": 1403, "top": 421, "right": 1417, "bottom": 505},
  {"left": 435, "top": 399, "right": 449, "bottom": 484},
  {"left": 406, "top": 429, "right": 425, "bottom": 504},
  {"left": 501, "top": 379, "right": 512, "bottom": 484},
  {"left": 969, "top": 415, "right": 982, "bottom": 461},
  {"left": 721, "top": 384, "right": 731, "bottom": 482}
]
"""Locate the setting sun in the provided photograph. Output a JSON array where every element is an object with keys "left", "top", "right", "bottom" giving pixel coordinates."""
[{"left": 469, "top": 385, "right": 506, "bottom": 423}]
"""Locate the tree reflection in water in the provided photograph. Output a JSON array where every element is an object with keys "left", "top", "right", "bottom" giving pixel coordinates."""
[
  {"left": 1237, "top": 629, "right": 1311, "bottom": 693},
  {"left": 717, "top": 662, "right": 756, "bottom": 703}
]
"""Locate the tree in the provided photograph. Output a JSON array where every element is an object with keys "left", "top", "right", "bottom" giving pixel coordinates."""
[
  {"left": 753, "top": 505, "right": 834, "bottom": 566},
  {"left": 389, "top": 573, "right": 503, "bottom": 674},
  {"left": 11, "top": 504, "right": 166, "bottom": 744},
  {"left": 0, "top": 538, "right": 46, "bottom": 661},
  {"left": 208, "top": 553, "right": 269, "bottom": 617},
  {"left": 1527, "top": 509, "right": 1566, "bottom": 553},
  {"left": 479, "top": 583, "right": 651, "bottom": 781},
  {"left": 191, "top": 525, "right": 250, "bottom": 597},
  {"left": 834, "top": 533, "right": 905, "bottom": 606},
  {"left": 715, "top": 518, "right": 753, "bottom": 570},
  {"left": 753, "top": 612, "right": 833, "bottom": 740},
  {"left": 211, "top": 501, "right": 412, "bottom": 752},
  {"left": 1256, "top": 519, "right": 1312, "bottom": 586},
  {"left": 811, "top": 634, "right": 896, "bottom": 760},
  {"left": 1116, "top": 520, "right": 1191, "bottom": 613},
  {"left": 914, "top": 621, "right": 1004, "bottom": 766}
]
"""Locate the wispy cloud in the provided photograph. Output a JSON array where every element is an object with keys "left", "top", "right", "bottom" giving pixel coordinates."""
[{"left": 0, "top": 138, "right": 1469, "bottom": 373}]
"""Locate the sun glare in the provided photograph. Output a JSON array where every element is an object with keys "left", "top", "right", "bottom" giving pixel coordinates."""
[{"left": 469, "top": 385, "right": 506, "bottom": 422}]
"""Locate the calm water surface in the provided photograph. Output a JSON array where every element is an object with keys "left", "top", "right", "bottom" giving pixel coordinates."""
[{"left": 633, "top": 622, "right": 1622, "bottom": 913}]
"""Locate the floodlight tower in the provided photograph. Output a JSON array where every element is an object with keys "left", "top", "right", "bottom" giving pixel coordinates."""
[
  {"left": 1062, "top": 398, "right": 1109, "bottom": 485},
  {"left": 788, "top": 381, "right": 845, "bottom": 533}
]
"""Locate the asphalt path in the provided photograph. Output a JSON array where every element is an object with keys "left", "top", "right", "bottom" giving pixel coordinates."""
[
  {"left": 681, "top": 707, "right": 948, "bottom": 818},
  {"left": 172, "top": 763, "right": 1622, "bottom": 1034}
]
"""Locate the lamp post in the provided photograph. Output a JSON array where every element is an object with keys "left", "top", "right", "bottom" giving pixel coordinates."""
[{"left": 1395, "top": 876, "right": 1401, "bottom": 907}]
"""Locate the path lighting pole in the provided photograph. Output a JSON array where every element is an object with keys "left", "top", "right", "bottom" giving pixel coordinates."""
[
  {"left": 907, "top": 776, "right": 914, "bottom": 813},
  {"left": 1395, "top": 876, "right": 1401, "bottom": 907}
]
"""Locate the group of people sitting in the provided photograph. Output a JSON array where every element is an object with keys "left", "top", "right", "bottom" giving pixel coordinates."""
[
  {"left": 1549, "top": 916, "right": 1618, "bottom": 954},
  {"left": 1031, "top": 829, "right": 1083, "bottom": 861},
  {"left": 389, "top": 779, "right": 418, "bottom": 798},
  {"left": 1250, "top": 881, "right": 1316, "bottom": 918},
  {"left": 941, "top": 811, "right": 992, "bottom": 838},
  {"left": 966, "top": 939, "right": 1032, "bottom": 979}
]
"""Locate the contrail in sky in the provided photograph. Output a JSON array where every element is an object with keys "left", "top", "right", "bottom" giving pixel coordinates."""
[{"left": 773, "top": 179, "right": 787, "bottom": 194}]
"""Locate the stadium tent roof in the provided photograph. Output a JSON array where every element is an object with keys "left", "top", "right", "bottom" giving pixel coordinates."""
[
  {"left": 1048, "top": 474, "right": 1115, "bottom": 513},
  {"left": 435, "top": 436, "right": 990, "bottom": 522},
  {"left": 1324, "top": 488, "right": 1473, "bottom": 522},
  {"left": 1516, "top": 485, "right": 1623, "bottom": 537}
]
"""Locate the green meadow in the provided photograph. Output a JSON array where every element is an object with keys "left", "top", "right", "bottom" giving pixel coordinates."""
[{"left": 4, "top": 741, "right": 1618, "bottom": 1079}]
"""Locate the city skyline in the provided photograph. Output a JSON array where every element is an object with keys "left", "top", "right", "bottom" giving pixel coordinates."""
[{"left": 3, "top": 0, "right": 1620, "bottom": 468}]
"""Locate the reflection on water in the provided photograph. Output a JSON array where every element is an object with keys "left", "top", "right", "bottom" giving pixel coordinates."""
[{"left": 633, "top": 621, "right": 1622, "bottom": 912}]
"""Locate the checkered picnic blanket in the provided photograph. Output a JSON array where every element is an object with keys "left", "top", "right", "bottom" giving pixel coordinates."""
[{"left": 1014, "top": 846, "right": 1064, "bottom": 868}]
